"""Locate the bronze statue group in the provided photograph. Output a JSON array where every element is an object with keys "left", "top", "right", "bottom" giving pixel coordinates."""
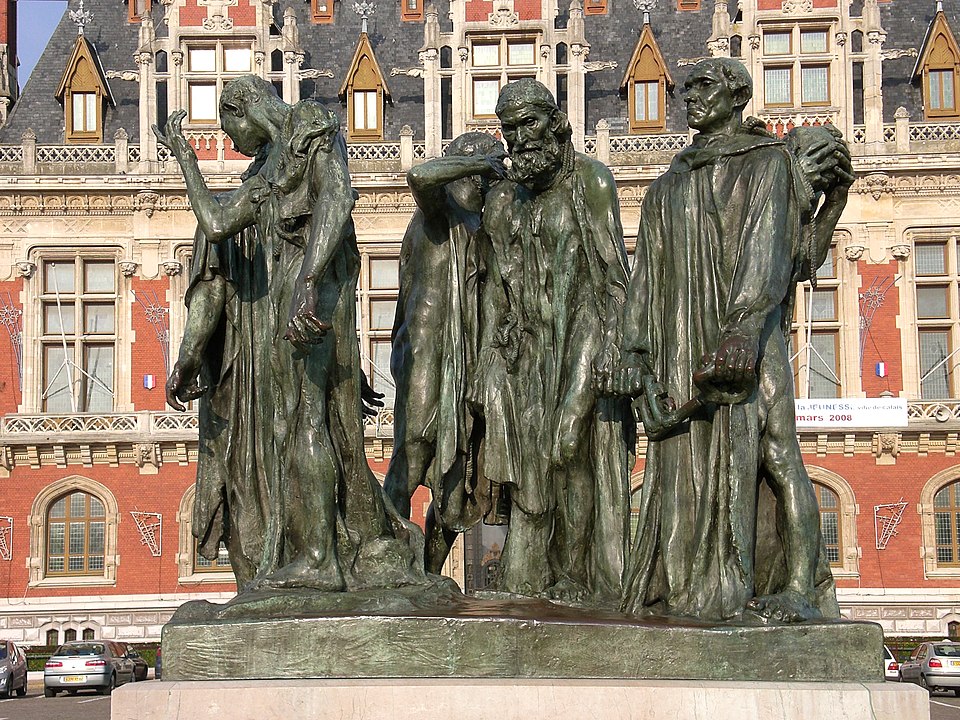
[{"left": 159, "top": 56, "right": 853, "bottom": 626}]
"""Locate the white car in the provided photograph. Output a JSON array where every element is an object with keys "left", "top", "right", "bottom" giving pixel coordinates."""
[{"left": 884, "top": 645, "right": 900, "bottom": 681}]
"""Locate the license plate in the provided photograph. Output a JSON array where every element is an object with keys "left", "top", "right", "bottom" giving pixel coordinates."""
[
  {"left": 61, "top": 676, "right": 86, "bottom": 683},
  {"left": 952, "top": 661, "right": 960, "bottom": 667}
]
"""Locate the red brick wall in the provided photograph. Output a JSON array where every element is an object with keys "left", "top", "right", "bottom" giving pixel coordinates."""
[
  {"left": 179, "top": 0, "right": 206, "bottom": 28},
  {"left": 858, "top": 260, "right": 904, "bottom": 397},
  {"left": 0, "top": 463, "right": 236, "bottom": 600},
  {"left": 129, "top": 278, "right": 170, "bottom": 412},
  {"left": 229, "top": 0, "right": 257, "bottom": 27}
]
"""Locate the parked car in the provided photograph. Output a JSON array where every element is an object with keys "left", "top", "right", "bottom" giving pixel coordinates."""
[
  {"left": 900, "top": 641, "right": 960, "bottom": 694},
  {"left": 43, "top": 641, "right": 137, "bottom": 697},
  {"left": 0, "top": 640, "right": 27, "bottom": 698},
  {"left": 125, "top": 645, "right": 149, "bottom": 682},
  {"left": 154, "top": 645, "right": 161, "bottom": 681},
  {"left": 884, "top": 645, "right": 900, "bottom": 681}
]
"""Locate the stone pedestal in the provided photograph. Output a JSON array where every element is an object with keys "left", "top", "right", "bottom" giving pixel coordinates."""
[
  {"left": 111, "top": 679, "right": 929, "bottom": 720},
  {"left": 160, "top": 590, "right": 884, "bottom": 682}
]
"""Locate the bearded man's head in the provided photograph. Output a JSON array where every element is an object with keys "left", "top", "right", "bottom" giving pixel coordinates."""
[{"left": 495, "top": 79, "right": 573, "bottom": 190}]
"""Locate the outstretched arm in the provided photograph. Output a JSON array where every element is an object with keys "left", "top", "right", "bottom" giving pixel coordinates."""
[{"left": 154, "top": 110, "right": 259, "bottom": 242}]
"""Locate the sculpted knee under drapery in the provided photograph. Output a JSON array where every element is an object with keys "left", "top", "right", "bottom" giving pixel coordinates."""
[{"left": 159, "top": 75, "right": 425, "bottom": 596}]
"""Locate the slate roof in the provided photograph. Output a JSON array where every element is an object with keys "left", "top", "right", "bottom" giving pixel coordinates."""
[
  {"left": 879, "top": 1, "right": 960, "bottom": 122},
  {"left": 0, "top": 0, "right": 142, "bottom": 143},
  {"left": 582, "top": 4, "right": 712, "bottom": 134}
]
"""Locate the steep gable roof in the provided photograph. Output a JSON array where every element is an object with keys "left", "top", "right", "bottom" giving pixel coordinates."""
[
  {"left": 55, "top": 34, "right": 116, "bottom": 108},
  {"left": 338, "top": 32, "right": 392, "bottom": 103},
  {"left": 913, "top": 8, "right": 960, "bottom": 80},
  {"left": 619, "top": 23, "right": 674, "bottom": 94}
]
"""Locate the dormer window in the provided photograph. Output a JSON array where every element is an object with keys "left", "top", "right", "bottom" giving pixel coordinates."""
[
  {"left": 917, "top": 12, "right": 960, "bottom": 119},
  {"left": 401, "top": 0, "right": 423, "bottom": 22},
  {"left": 341, "top": 33, "right": 390, "bottom": 140},
  {"left": 620, "top": 25, "right": 672, "bottom": 133},
  {"left": 313, "top": 0, "right": 333, "bottom": 23},
  {"left": 57, "top": 36, "right": 114, "bottom": 144}
]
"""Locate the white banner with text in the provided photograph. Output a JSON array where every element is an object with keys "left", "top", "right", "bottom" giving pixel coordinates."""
[{"left": 794, "top": 398, "right": 908, "bottom": 428}]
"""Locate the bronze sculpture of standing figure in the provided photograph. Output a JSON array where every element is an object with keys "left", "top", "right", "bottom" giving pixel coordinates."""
[
  {"left": 384, "top": 131, "right": 506, "bottom": 573},
  {"left": 159, "top": 75, "right": 423, "bottom": 594},
  {"left": 611, "top": 58, "right": 851, "bottom": 622},
  {"left": 477, "top": 79, "right": 634, "bottom": 603}
]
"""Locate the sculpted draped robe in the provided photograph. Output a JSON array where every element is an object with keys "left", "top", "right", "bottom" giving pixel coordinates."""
[{"left": 621, "top": 130, "right": 838, "bottom": 620}]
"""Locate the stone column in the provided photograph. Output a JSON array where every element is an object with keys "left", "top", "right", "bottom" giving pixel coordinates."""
[
  {"left": 21, "top": 129, "right": 35, "bottom": 175},
  {"left": 400, "top": 125, "right": 414, "bottom": 171},
  {"left": 114, "top": 128, "right": 129, "bottom": 174},
  {"left": 894, "top": 106, "right": 910, "bottom": 154}
]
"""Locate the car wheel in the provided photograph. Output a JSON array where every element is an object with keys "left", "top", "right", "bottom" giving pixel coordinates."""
[
  {"left": 98, "top": 674, "right": 115, "bottom": 696},
  {"left": 43, "top": 688, "right": 56, "bottom": 698},
  {"left": 16, "top": 680, "right": 27, "bottom": 697},
  {"left": 0, "top": 689, "right": 9, "bottom": 699},
  {"left": 921, "top": 675, "right": 933, "bottom": 695}
]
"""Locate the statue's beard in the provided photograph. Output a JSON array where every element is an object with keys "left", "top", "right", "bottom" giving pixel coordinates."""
[{"left": 507, "top": 133, "right": 564, "bottom": 189}]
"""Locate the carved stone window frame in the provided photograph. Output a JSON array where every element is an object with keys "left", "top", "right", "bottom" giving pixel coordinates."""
[
  {"left": 27, "top": 476, "right": 120, "bottom": 587},
  {"left": 175, "top": 485, "right": 236, "bottom": 585},
  {"left": 920, "top": 467, "right": 960, "bottom": 577},
  {"left": 807, "top": 466, "right": 860, "bottom": 578},
  {"left": 23, "top": 248, "right": 132, "bottom": 414}
]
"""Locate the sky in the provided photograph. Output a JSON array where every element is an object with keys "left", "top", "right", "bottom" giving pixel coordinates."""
[{"left": 18, "top": 0, "right": 67, "bottom": 89}]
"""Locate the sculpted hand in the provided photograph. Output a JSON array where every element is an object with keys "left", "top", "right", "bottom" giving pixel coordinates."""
[
  {"left": 152, "top": 110, "right": 194, "bottom": 162},
  {"left": 484, "top": 147, "right": 509, "bottom": 180},
  {"left": 166, "top": 354, "right": 206, "bottom": 412},
  {"left": 285, "top": 280, "right": 332, "bottom": 346},
  {"left": 712, "top": 333, "right": 758, "bottom": 390},
  {"left": 636, "top": 375, "right": 677, "bottom": 440},
  {"left": 360, "top": 370, "right": 385, "bottom": 417}
]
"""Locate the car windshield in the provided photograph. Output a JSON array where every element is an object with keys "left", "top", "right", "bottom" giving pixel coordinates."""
[
  {"left": 884, "top": 647, "right": 893, "bottom": 659},
  {"left": 934, "top": 645, "right": 960, "bottom": 657},
  {"left": 55, "top": 643, "right": 104, "bottom": 657}
]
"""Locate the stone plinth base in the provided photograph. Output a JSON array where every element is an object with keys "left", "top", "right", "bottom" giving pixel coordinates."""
[
  {"left": 162, "top": 590, "right": 883, "bottom": 682},
  {"left": 111, "top": 679, "right": 928, "bottom": 720}
]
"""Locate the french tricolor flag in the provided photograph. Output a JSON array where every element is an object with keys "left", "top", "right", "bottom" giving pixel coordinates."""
[{"left": 876, "top": 362, "right": 887, "bottom": 378}]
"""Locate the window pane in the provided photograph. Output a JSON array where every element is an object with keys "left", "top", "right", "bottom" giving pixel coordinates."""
[
  {"left": 365, "top": 91, "right": 378, "bottom": 131},
  {"left": 223, "top": 47, "right": 251, "bottom": 73},
  {"left": 50, "top": 497, "right": 66, "bottom": 518},
  {"left": 84, "top": 93, "right": 97, "bottom": 132},
  {"left": 69, "top": 521, "right": 85, "bottom": 555},
  {"left": 809, "top": 332, "right": 839, "bottom": 398},
  {"left": 84, "top": 345, "right": 114, "bottom": 412},
  {"left": 72, "top": 93, "right": 84, "bottom": 130},
  {"left": 370, "top": 299, "right": 396, "bottom": 331},
  {"left": 84, "top": 261, "right": 115, "bottom": 293},
  {"left": 800, "top": 30, "right": 828, "bottom": 54},
  {"left": 932, "top": 70, "right": 956, "bottom": 111},
  {"left": 937, "top": 512, "right": 955, "bottom": 562},
  {"left": 816, "top": 246, "right": 836, "bottom": 279},
  {"left": 508, "top": 43, "right": 535, "bottom": 65},
  {"left": 647, "top": 82, "right": 659, "bottom": 121},
  {"left": 763, "top": 32, "right": 791, "bottom": 55},
  {"left": 818, "top": 485, "right": 838, "bottom": 509},
  {"left": 84, "top": 304, "right": 115, "bottom": 334},
  {"left": 473, "top": 78, "right": 500, "bottom": 116},
  {"left": 370, "top": 258, "right": 399, "bottom": 289},
  {"left": 634, "top": 81, "right": 659, "bottom": 122},
  {"left": 189, "top": 48, "right": 216, "bottom": 72},
  {"left": 764, "top": 67, "right": 792, "bottom": 105},
  {"left": 918, "top": 285, "right": 950, "bottom": 319},
  {"left": 801, "top": 66, "right": 829, "bottom": 104},
  {"left": 89, "top": 497, "right": 104, "bottom": 517},
  {"left": 70, "top": 492, "right": 85, "bottom": 517},
  {"left": 810, "top": 289, "right": 836, "bottom": 321},
  {"left": 370, "top": 340, "right": 395, "bottom": 401},
  {"left": 353, "top": 91, "right": 369, "bottom": 130},
  {"left": 88, "top": 522, "right": 105, "bottom": 554},
  {"left": 189, "top": 84, "right": 218, "bottom": 122},
  {"left": 472, "top": 44, "right": 499, "bottom": 67},
  {"left": 44, "top": 303, "right": 75, "bottom": 335},
  {"left": 44, "top": 261, "right": 75, "bottom": 294},
  {"left": 48, "top": 522, "right": 65, "bottom": 554},
  {"left": 44, "top": 344, "right": 74, "bottom": 412},
  {"left": 917, "top": 243, "right": 948, "bottom": 275},
  {"left": 920, "top": 330, "right": 952, "bottom": 399}
]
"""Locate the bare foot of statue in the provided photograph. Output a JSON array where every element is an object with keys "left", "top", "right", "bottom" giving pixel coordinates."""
[
  {"left": 746, "top": 589, "right": 821, "bottom": 623},
  {"left": 544, "top": 577, "right": 589, "bottom": 604},
  {"left": 258, "top": 556, "right": 346, "bottom": 592}
]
